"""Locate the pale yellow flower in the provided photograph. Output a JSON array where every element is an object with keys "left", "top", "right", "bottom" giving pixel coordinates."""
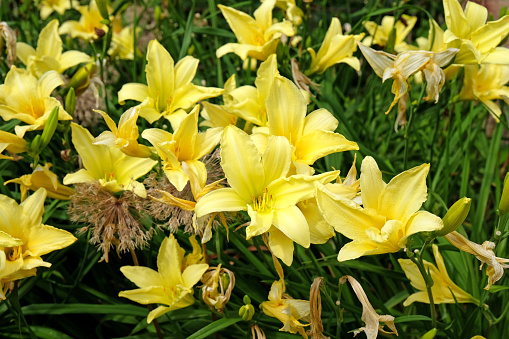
[
  {"left": 141, "top": 106, "right": 222, "bottom": 194},
  {"left": 109, "top": 26, "right": 140, "bottom": 60},
  {"left": 0, "top": 130, "right": 26, "bottom": 160},
  {"left": 118, "top": 39, "right": 223, "bottom": 127},
  {"left": 199, "top": 101, "right": 237, "bottom": 129},
  {"left": 458, "top": 64, "right": 509, "bottom": 121},
  {"left": 63, "top": 123, "right": 157, "bottom": 197},
  {"left": 119, "top": 234, "right": 209, "bottom": 323},
  {"left": 307, "top": 18, "right": 364, "bottom": 74},
  {"left": 358, "top": 42, "right": 459, "bottom": 114},
  {"left": 316, "top": 156, "right": 443, "bottom": 262},
  {"left": 260, "top": 280, "right": 310, "bottom": 338},
  {"left": 363, "top": 15, "right": 417, "bottom": 52},
  {"left": 5, "top": 163, "right": 74, "bottom": 201},
  {"left": 222, "top": 54, "right": 278, "bottom": 127},
  {"left": 0, "top": 188, "right": 77, "bottom": 300},
  {"left": 399, "top": 244, "right": 479, "bottom": 306},
  {"left": 216, "top": 0, "right": 295, "bottom": 61},
  {"left": 59, "top": 0, "right": 109, "bottom": 41},
  {"left": 39, "top": 0, "right": 79, "bottom": 20},
  {"left": 442, "top": 0, "right": 509, "bottom": 64},
  {"left": 445, "top": 231, "right": 509, "bottom": 290},
  {"left": 0, "top": 66, "right": 71, "bottom": 137},
  {"left": 263, "top": 0, "right": 304, "bottom": 26},
  {"left": 195, "top": 125, "right": 337, "bottom": 265},
  {"left": 17, "top": 19, "right": 91, "bottom": 78},
  {"left": 93, "top": 107, "right": 153, "bottom": 158}
]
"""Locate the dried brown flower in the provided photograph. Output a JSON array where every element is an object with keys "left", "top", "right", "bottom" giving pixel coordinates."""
[
  {"left": 69, "top": 182, "right": 153, "bottom": 262},
  {"left": 201, "top": 264, "right": 235, "bottom": 313}
]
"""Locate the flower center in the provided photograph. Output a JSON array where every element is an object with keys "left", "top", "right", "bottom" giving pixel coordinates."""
[
  {"left": 252, "top": 188, "right": 274, "bottom": 213},
  {"left": 5, "top": 245, "right": 23, "bottom": 261},
  {"left": 104, "top": 169, "right": 116, "bottom": 182}
]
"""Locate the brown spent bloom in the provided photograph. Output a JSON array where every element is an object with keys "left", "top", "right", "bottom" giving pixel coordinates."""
[
  {"left": 339, "top": 275, "right": 398, "bottom": 339},
  {"left": 68, "top": 182, "right": 153, "bottom": 262},
  {"left": 445, "top": 231, "right": 509, "bottom": 290},
  {"left": 307, "top": 277, "right": 330, "bottom": 339},
  {"left": 201, "top": 264, "right": 235, "bottom": 313},
  {"left": 251, "top": 324, "right": 266, "bottom": 339},
  {"left": 0, "top": 22, "right": 16, "bottom": 67}
]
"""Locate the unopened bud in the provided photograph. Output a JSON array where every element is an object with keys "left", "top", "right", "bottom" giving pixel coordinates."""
[
  {"left": 239, "top": 304, "right": 255, "bottom": 321},
  {"left": 435, "top": 197, "right": 472, "bottom": 236},
  {"left": 39, "top": 106, "right": 59, "bottom": 151},
  {"left": 243, "top": 295, "right": 251, "bottom": 305},
  {"left": 65, "top": 88, "right": 76, "bottom": 117},
  {"left": 499, "top": 173, "right": 509, "bottom": 216},
  {"left": 68, "top": 62, "right": 97, "bottom": 96},
  {"left": 154, "top": 6, "right": 162, "bottom": 27},
  {"left": 420, "top": 328, "right": 437, "bottom": 339}
]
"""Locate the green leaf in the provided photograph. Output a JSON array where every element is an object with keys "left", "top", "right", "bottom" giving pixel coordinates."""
[
  {"left": 185, "top": 317, "right": 243, "bottom": 339},
  {"left": 394, "top": 315, "right": 433, "bottom": 323},
  {"left": 21, "top": 304, "right": 148, "bottom": 317}
]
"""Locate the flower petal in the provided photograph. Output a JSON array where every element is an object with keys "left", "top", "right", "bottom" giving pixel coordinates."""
[
  {"left": 195, "top": 188, "right": 247, "bottom": 217},
  {"left": 273, "top": 205, "right": 310, "bottom": 248},
  {"left": 268, "top": 227, "right": 295, "bottom": 266},
  {"left": 118, "top": 83, "right": 150, "bottom": 105},
  {"left": 359, "top": 156, "right": 386, "bottom": 211},
  {"left": 296, "top": 130, "right": 358, "bottom": 165}
]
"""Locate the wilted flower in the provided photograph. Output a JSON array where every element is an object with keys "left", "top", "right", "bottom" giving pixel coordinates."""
[
  {"left": 445, "top": 231, "right": 509, "bottom": 290},
  {"left": 399, "top": 244, "right": 479, "bottom": 305},
  {"left": 358, "top": 42, "right": 458, "bottom": 114},
  {"left": 260, "top": 280, "right": 310, "bottom": 338},
  {"left": 316, "top": 156, "right": 443, "bottom": 262},
  {"left": 339, "top": 275, "right": 398, "bottom": 339},
  {"left": 307, "top": 18, "right": 364, "bottom": 74},
  {"left": 216, "top": 1, "right": 295, "bottom": 61},
  {"left": 119, "top": 234, "right": 209, "bottom": 323},
  {"left": 201, "top": 264, "right": 235, "bottom": 313},
  {"left": 17, "top": 19, "right": 91, "bottom": 78},
  {"left": 0, "top": 21, "right": 17, "bottom": 67}
]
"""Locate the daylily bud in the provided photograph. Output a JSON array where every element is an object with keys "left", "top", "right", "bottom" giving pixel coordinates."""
[
  {"left": 65, "top": 88, "right": 76, "bottom": 117},
  {"left": 499, "top": 173, "right": 509, "bottom": 216},
  {"left": 28, "top": 135, "right": 41, "bottom": 157},
  {"left": 68, "top": 62, "right": 97, "bottom": 96},
  {"left": 154, "top": 6, "right": 162, "bottom": 27},
  {"left": 39, "top": 106, "right": 59, "bottom": 151},
  {"left": 239, "top": 304, "right": 255, "bottom": 321},
  {"left": 420, "top": 328, "right": 437, "bottom": 339},
  {"left": 435, "top": 197, "right": 471, "bottom": 236},
  {"left": 243, "top": 295, "right": 251, "bottom": 305}
]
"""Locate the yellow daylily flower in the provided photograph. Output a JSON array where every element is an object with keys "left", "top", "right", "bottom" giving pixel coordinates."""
[
  {"left": 223, "top": 54, "right": 278, "bottom": 127},
  {"left": 108, "top": 26, "right": 140, "bottom": 60},
  {"left": 458, "top": 64, "right": 509, "bottom": 121},
  {"left": 316, "top": 156, "right": 443, "bottom": 262},
  {"left": 39, "top": 0, "right": 79, "bottom": 20},
  {"left": 0, "top": 130, "right": 26, "bottom": 160},
  {"left": 59, "top": 0, "right": 109, "bottom": 41},
  {"left": 5, "top": 163, "right": 74, "bottom": 201},
  {"left": 63, "top": 123, "right": 157, "bottom": 197},
  {"left": 339, "top": 275, "right": 398, "bottom": 338},
  {"left": 445, "top": 231, "right": 509, "bottom": 290},
  {"left": 0, "top": 66, "right": 71, "bottom": 137},
  {"left": 0, "top": 188, "right": 77, "bottom": 300},
  {"left": 442, "top": 0, "right": 509, "bottom": 64},
  {"left": 398, "top": 244, "right": 479, "bottom": 306},
  {"left": 257, "top": 75, "right": 358, "bottom": 173},
  {"left": 262, "top": 0, "right": 304, "bottom": 26},
  {"left": 260, "top": 280, "right": 310, "bottom": 338},
  {"left": 118, "top": 39, "right": 223, "bottom": 127},
  {"left": 200, "top": 101, "right": 237, "bottom": 129},
  {"left": 363, "top": 15, "right": 417, "bottom": 52},
  {"left": 17, "top": 19, "right": 92, "bottom": 78},
  {"left": 119, "top": 234, "right": 209, "bottom": 323},
  {"left": 93, "top": 107, "right": 153, "bottom": 158},
  {"left": 195, "top": 125, "right": 337, "bottom": 265},
  {"left": 307, "top": 18, "right": 364, "bottom": 74},
  {"left": 142, "top": 106, "right": 222, "bottom": 193},
  {"left": 358, "top": 42, "right": 459, "bottom": 114},
  {"left": 216, "top": 0, "right": 296, "bottom": 61}
]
